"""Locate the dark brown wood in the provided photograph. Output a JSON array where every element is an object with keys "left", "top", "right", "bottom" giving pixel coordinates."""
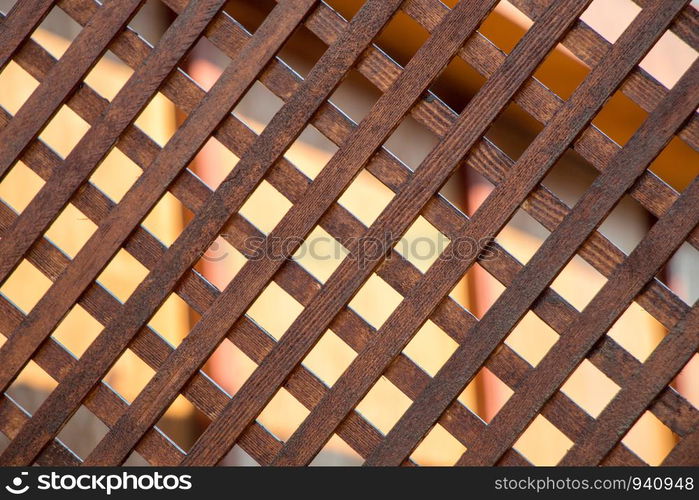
[
  {"left": 0, "top": 0, "right": 55, "bottom": 71},
  {"left": 0, "top": 0, "right": 696, "bottom": 466}
]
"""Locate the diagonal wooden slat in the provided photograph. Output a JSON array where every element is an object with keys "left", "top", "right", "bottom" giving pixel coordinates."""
[
  {"left": 0, "top": 0, "right": 695, "bottom": 467},
  {"left": 357, "top": 0, "right": 690, "bottom": 466},
  {"left": 84, "top": 0, "right": 501, "bottom": 466},
  {"left": 0, "top": 0, "right": 56, "bottom": 70},
  {"left": 269, "top": 0, "right": 596, "bottom": 466},
  {"left": 561, "top": 302, "right": 699, "bottom": 465},
  {"left": 0, "top": 0, "right": 146, "bottom": 179},
  {"left": 0, "top": 0, "right": 227, "bottom": 287},
  {"left": 0, "top": 0, "right": 321, "bottom": 466},
  {"left": 458, "top": 172, "right": 699, "bottom": 466}
]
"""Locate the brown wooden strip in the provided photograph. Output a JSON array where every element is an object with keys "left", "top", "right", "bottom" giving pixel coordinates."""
[
  {"left": 458, "top": 174, "right": 699, "bottom": 465},
  {"left": 278, "top": 0, "right": 655, "bottom": 465},
  {"left": 561, "top": 303, "right": 699, "bottom": 465},
  {"left": 512, "top": 0, "right": 699, "bottom": 150},
  {"left": 0, "top": 38, "right": 430, "bottom": 463},
  {"left": 0, "top": 0, "right": 55, "bottom": 70},
  {"left": 442, "top": 57, "right": 699, "bottom": 461},
  {"left": 0, "top": 0, "right": 227, "bottom": 285},
  {"left": 358, "top": 0, "right": 689, "bottom": 466},
  {"left": 82, "top": 1, "right": 500, "bottom": 463},
  {"left": 0, "top": 0, "right": 318, "bottom": 466},
  {"left": 0, "top": 0, "right": 145, "bottom": 179},
  {"left": 194, "top": 0, "right": 591, "bottom": 467}
]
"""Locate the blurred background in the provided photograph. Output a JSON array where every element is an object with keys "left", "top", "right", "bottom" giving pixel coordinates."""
[{"left": 0, "top": 0, "right": 697, "bottom": 465}]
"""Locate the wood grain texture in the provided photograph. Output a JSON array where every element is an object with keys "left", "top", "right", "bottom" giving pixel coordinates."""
[
  {"left": 0, "top": 0, "right": 696, "bottom": 466},
  {"left": 0, "top": 0, "right": 319, "bottom": 466},
  {"left": 362, "top": 0, "right": 691, "bottom": 466},
  {"left": 0, "top": 0, "right": 56, "bottom": 71}
]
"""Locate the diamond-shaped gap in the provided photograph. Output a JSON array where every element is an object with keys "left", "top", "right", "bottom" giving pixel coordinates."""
[
  {"left": 402, "top": 320, "right": 458, "bottom": 377},
  {"left": 621, "top": 410, "right": 679, "bottom": 466},
  {"left": 222, "top": 0, "right": 277, "bottom": 34},
  {"left": 409, "top": 423, "right": 467, "bottom": 466},
  {"left": 102, "top": 348, "right": 155, "bottom": 404},
  {"left": 648, "top": 136, "right": 699, "bottom": 194},
  {"left": 660, "top": 242, "right": 699, "bottom": 307},
  {"left": 328, "top": 69, "right": 382, "bottom": 124},
  {"left": 375, "top": 10, "right": 430, "bottom": 68},
  {"left": 292, "top": 226, "right": 349, "bottom": 284},
  {"left": 127, "top": 0, "right": 175, "bottom": 47},
  {"left": 283, "top": 123, "right": 338, "bottom": 180},
  {"left": 155, "top": 393, "right": 210, "bottom": 453},
  {"left": 513, "top": 414, "right": 573, "bottom": 465},
  {"left": 88, "top": 146, "right": 142, "bottom": 203},
  {"left": 95, "top": 248, "right": 149, "bottom": 304},
  {"left": 348, "top": 274, "right": 403, "bottom": 329},
  {"left": 580, "top": 0, "right": 641, "bottom": 45},
  {"left": 309, "top": 433, "right": 363, "bottom": 466},
  {"left": 83, "top": 49, "right": 134, "bottom": 102},
  {"left": 355, "top": 376, "right": 412, "bottom": 435},
  {"left": 560, "top": 359, "right": 620, "bottom": 418},
  {"left": 301, "top": 329, "right": 356, "bottom": 387},
  {"left": 140, "top": 190, "right": 188, "bottom": 247},
  {"left": 592, "top": 90, "right": 648, "bottom": 146},
  {"left": 29, "top": 4, "right": 82, "bottom": 60},
  {"left": 133, "top": 91, "right": 178, "bottom": 147},
  {"left": 597, "top": 194, "right": 654, "bottom": 255},
  {"left": 256, "top": 387, "right": 309, "bottom": 441},
  {"left": 494, "top": 208, "right": 550, "bottom": 266},
  {"left": 606, "top": 301, "right": 667, "bottom": 362},
  {"left": 479, "top": 1, "right": 532, "bottom": 55},
  {"left": 56, "top": 405, "right": 109, "bottom": 460},
  {"left": 323, "top": 0, "right": 362, "bottom": 22},
  {"left": 246, "top": 281, "right": 304, "bottom": 341},
  {"left": 504, "top": 310, "right": 559, "bottom": 367},
  {"left": 50, "top": 303, "right": 103, "bottom": 358},
  {"left": 671, "top": 352, "right": 699, "bottom": 410},
  {"left": 532, "top": 42, "right": 590, "bottom": 101},
  {"left": 238, "top": 180, "right": 292, "bottom": 235},
  {"left": 202, "top": 339, "right": 257, "bottom": 397},
  {"left": 38, "top": 104, "right": 90, "bottom": 158},
  {"left": 222, "top": 444, "right": 260, "bottom": 466},
  {"left": 439, "top": 160, "right": 495, "bottom": 218},
  {"left": 540, "top": 148, "right": 598, "bottom": 209},
  {"left": 641, "top": 29, "right": 698, "bottom": 89},
  {"left": 457, "top": 367, "right": 513, "bottom": 424},
  {"left": 43, "top": 203, "right": 96, "bottom": 258},
  {"left": 187, "top": 136, "right": 239, "bottom": 191},
  {"left": 6, "top": 360, "right": 57, "bottom": 414},
  {"left": 383, "top": 115, "right": 439, "bottom": 171},
  {"left": 0, "top": 60, "right": 39, "bottom": 115},
  {"left": 448, "top": 261, "right": 505, "bottom": 318},
  {"left": 276, "top": 23, "right": 328, "bottom": 79},
  {"left": 337, "top": 169, "right": 394, "bottom": 227},
  {"left": 232, "top": 81, "right": 284, "bottom": 135},
  {"left": 194, "top": 235, "right": 247, "bottom": 291},
  {"left": 147, "top": 292, "right": 194, "bottom": 349},
  {"left": 0, "top": 259, "right": 52, "bottom": 313},
  {"left": 426, "top": 54, "right": 486, "bottom": 116},
  {"left": 393, "top": 216, "right": 450, "bottom": 274},
  {"left": 485, "top": 102, "right": 543, "bottom": 163},
  {"left": 550, "top": 254, "right": 607, "bottom": 312},
  {"left": 0, "top": 160, "right": 44, "bottom": 213},
  {"left": 181, "top": 36, "right": 232, "bottom": 92}
]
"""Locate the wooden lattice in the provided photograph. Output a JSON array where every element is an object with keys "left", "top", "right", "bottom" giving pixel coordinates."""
[{"left": 0, "top": 0, "right": 697, "bottom": 466}]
